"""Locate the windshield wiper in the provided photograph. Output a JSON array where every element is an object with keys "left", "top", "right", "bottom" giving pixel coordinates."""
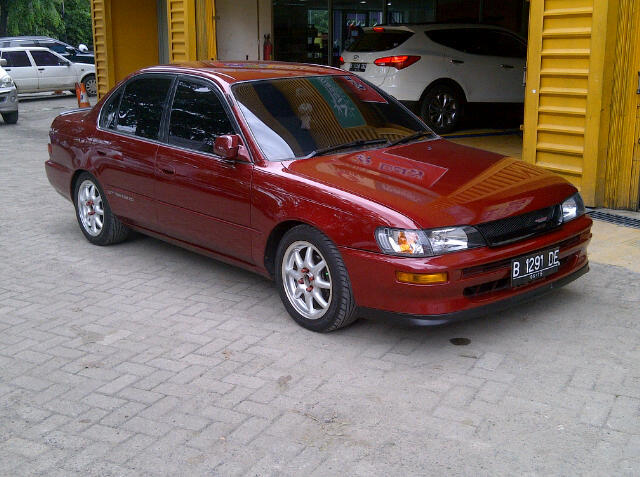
[
  {"left": 303, "top": 138, "right": 389, "bottom": 159},
  {"left": 387, "top": 130, "right": 436, "bottom": 147}
]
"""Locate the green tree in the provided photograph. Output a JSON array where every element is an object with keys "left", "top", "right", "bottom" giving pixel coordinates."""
[{"left": 0, "top": 0, "right": 92, "bottom": 49}]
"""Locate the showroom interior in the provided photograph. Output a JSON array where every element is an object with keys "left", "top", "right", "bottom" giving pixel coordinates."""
[{"left": 88, "top": 0, "right": 639, "bottom": 210}]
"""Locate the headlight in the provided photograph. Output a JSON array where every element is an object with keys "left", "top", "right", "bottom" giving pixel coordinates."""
[
  {"left": 0, "top": 76, "right": 14, "bottom": 88},
  {"left": 561, "top": 192, "right": 585, "bottom": 222},
  {"left": 375, "top": 226, "right": 486, "bottom": 257}
]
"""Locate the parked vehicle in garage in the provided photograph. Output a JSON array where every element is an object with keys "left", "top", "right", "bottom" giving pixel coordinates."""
[
  {"left": 0, "top": 47, "right": 96, "bottom": 96},
  {"left": 340, "top": 24, "right": 527, "bottom": 134},
  {"left": 0, "top": 58, "right": 18, "bottom": 123},
  {"left": 0, "top": 36, "right": 94, "bottom": 64},
  {"left": 45, "top": 62, "right": 590, "bottom": 332}
]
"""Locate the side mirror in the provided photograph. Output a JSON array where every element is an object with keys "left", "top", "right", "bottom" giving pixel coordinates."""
[
  {"left": 214, "top": 134, "right": 240, "bottom": 159},
  {"left": 0, "top": 58, "right": 6, "bottom": 67},
  {"left": 78, "top": 44, "right": 89, "bottom": 53}
]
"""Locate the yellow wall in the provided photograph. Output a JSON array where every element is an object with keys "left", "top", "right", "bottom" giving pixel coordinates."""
[
  {"left": 111, "top": 0, "right": 159, "bottom": 81},
  {"left": 524, "top": 0, "right": 640, "bottom": 209}
]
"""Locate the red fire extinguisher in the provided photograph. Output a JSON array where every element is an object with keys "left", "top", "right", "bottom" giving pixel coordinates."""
[{"left": 263, "top": 33, "right": 272, "bottom": 61}]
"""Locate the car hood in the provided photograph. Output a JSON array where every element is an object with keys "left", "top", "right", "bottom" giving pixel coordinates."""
[{"left": 283, "top": 139, "right": 576, "bottom": 228}]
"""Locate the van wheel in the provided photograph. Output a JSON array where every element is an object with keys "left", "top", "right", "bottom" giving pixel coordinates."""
[
  {"left": 420, "top": 84, "right": 464, "bottom": 134},
  {"left": 1, "top": 111, "right": 18, "bottom": 124},
  {"left": 275, "top": 225, "right": 357, "bottom": 332},
  {"left": 82, "top": 74, "right": 97, "bottom": 97}
]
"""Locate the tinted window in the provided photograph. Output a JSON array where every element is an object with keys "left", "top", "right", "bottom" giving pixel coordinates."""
[
  {"left": 483, "top": 31, "right": 527, "bottom": 58},
  {"left": 115, "top": 76, "right": 173, "bottom": 140},
  {"left": 347, "top": 30, "right": 414, "bottom": 52},
  {"left": 233, "top": 75, "right": 427, "bottom": 161},
  {"left": 426, "top": 29, "right": 483, "bottom": 55},
  {"left": 168, "top": 79, "right": 234, "bottom": 152},
  {"left": 100, "top": 88, "right": 123, "bottom": 129},
  {"left": 30, "top": 50, "right": 67, "bottom": 66},
  {"left": 0, "top": 50, "right": 32, "bottom": 67},
  {"left": 39, "top": 41, "right": 69, "bottom": 54}
]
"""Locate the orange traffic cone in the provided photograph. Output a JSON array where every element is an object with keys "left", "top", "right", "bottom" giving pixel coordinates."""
[{"left": 75, "top": 82, "right": 90, "bottom": 108}]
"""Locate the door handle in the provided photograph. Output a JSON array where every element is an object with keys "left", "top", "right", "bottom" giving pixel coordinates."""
[
  {"left": 500, "top": 64, "right": 515, "bottom": 69},
  {"left": 160, "top": 166, "right": 175, "bottom": 175},
  {"left": 38, "top": 67, "right": 45, "bottom": 71},
  {"left": 4, "top": 68, "right": 10, "bottom": 72},
  {"left": 449, "top": 58, "right": 464, "bottom": 64}
]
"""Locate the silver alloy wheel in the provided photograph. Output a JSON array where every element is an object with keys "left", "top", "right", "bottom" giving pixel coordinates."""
[
  {"left": 77, "top": 179, "right": 104, "bottom": 237},
  {"left": 281, "top": 240, "right": 332, "bottom": 320},
  {"left": 83, "top": 76, "right": 97, "bottom": 96},
  {"left": 428, "top": 92, "right": 458, "bottom": 129}
]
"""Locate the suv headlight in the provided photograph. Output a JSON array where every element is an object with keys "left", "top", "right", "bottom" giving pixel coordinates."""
[
  {"left": 561, "top": 192, "right": 585, "bottom": 223},
  {"left": 375, "top": 226, "right": 486, "bottom": 257},
  {"left": 0, "top": 76, "right": 14, "bottom": 88}
]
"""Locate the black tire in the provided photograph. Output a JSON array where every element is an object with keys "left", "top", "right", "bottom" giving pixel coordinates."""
[
  {"left": 82, "top": 74, "right": 97, "bottom": 97},
  {"left": 1, "top": 111, "right": 18, "bottom": 124},
  {"left": 73, "top": 172, "right": 130, "bottom": 245},
  {"left": 420, "top": 84, "right": 464, "bottom": 134},
  {"left": 275, "top": 225, "right": 357, "bottom": 332}
]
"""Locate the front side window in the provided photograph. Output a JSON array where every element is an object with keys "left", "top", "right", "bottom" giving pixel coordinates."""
[
  {"left": 30, "top": 50, "right": 67, "bottom": 66},
  {"left": 168, "top": 79, "right": 235, "bottom": 152},
  {"left": 0, "top": 50, "right": 32, "bottom": 67},
  {"left": 233, "top": 75, "right": 427, "bottom": 161},
  {"left": 115, "top": 76, "right": 173, "bottom": 140}
]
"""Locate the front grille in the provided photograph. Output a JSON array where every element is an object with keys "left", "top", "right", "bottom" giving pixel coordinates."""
[{"left": 476, "top": 205, "right": 563, "bottom": 247}]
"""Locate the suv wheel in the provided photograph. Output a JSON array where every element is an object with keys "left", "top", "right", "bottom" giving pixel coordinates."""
[
  {"left": 420, "top": 84, "right": 464, "bottom": 134},
  {"left": 1, "top": 111, "right": 18, "bottom": 124}
]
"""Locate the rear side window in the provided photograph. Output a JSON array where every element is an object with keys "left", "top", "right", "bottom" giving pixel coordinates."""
[
  {"left": 426, "top": 29, "right": 480, "bottom": 54},
  {"left": 482, "top": 30, "right": 527, "bottom": 58},
  {"left": 115, "top": 76, "right": 173, "bottom": 140},
  {"left": 347, "top": 30, "right": 413, "bottom": 52},
  {"left": 30, "top": 50, "right": 67, "bottom": 66},
  {"left": 0, "top": 50, "right": 32, "bottom": 67},
  {"left": 168, "top": 79, "right": 234, "bottom": 152}
]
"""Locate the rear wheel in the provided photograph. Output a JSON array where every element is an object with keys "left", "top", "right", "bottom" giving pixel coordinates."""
[
  {"left": 1, "top": 111, "right": 18, "bottom": 124},
  {"left": 420, "top": 84, "right": 464, "bottom": 134},
  {"left": 82, "top": 74, "right": 97, "bottom": 97},
  {"left": 275, "top": 225, "right": 357, "bottom": 332},
  {"left": 74, "top": 172, "right": 130, "bottom": 245}
]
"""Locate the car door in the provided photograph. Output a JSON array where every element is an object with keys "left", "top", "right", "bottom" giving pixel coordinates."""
[
  {"left": 154, "top": 76, "right": 254, "bottom": 264},
  {"left": 480, "top": 29, "right": 527, "bottom": 103},
  {"left": 28, "top": 49, "right": 76, "bottom": 91},
  {"left": 0, "top": 50, "right": 38, "bottom": 92},
  {"left": 93, "top": 74, "right": 174, "bottom": 230}
]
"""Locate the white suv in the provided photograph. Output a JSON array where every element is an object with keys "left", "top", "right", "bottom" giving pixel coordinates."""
[
  {"left": 0, "top": 47, "right": 96, "bottom": 96},
  {"left": 340, "top": 24, "right": 526, "bottom": 133}
]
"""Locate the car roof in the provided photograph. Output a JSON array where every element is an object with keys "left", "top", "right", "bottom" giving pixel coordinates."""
[
  {"left": 0, "top": 46, "right": 50, "bottom": 51},
  {"left": 140, "top": 61, "right": 344, "bottom": 84},
  {"left": 0, "top": 36, "right": 55, "bottom": 41}
]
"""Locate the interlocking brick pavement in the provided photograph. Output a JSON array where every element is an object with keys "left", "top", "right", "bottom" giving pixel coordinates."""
[{"left": 0, "top": 96, "right": 639, "bottom": 476}]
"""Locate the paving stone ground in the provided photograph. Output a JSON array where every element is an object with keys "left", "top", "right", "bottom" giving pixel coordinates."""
[{"left": 0, "top": 96, "right": 639, "bottom": 476}]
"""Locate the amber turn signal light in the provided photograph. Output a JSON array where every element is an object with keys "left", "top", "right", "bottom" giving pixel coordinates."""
[{"left": 396, "top": 271, "right": 448, "bottom": 285}]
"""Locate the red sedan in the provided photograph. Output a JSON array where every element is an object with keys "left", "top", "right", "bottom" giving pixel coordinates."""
[{"left": 45, "top": 62, "right": 591, "bottom": 332}]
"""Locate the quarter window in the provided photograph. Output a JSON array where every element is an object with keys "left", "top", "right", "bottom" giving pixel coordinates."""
[
  {"left": 168, "top": 79, "right": 234, "bottom": 152},
  {"left": 115, "top": 76, "right": 173, "bottom": 140},
  {"left": 30, "top": 50, "right": 68, "bottom": 66},
  {"left": 0, "top": 50, "right": 32, "bottom": 67},
  {"left": 99, "top": 88, "right": 123, "bottom": 129}
]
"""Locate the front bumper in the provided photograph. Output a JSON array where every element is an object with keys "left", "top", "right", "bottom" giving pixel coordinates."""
[
  {"left": 0, "top": 87, "right": 18, "bottom": 113},
  {"left": 340, "top": 215, "right": 591, "bottom": 322}
]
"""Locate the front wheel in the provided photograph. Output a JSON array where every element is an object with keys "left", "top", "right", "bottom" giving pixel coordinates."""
[
  {"left": 275, "top": 225, "right": 357, "bottom": 332},
  {"left": 420, "top": 85, "right": 464, "bottom": 134},
  {"left": 1, "top": 111, "right": 18, "bottom": 124},
  {"left": 82, "top": 74, "right": 97, "bottom": 97},
  {"left": 74, "top": 172, "right": 130, "bottom": 245}
]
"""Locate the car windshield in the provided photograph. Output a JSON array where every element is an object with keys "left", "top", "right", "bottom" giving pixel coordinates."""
[{"left": 232, "top": 75, "right": 431, "bottom": 161}]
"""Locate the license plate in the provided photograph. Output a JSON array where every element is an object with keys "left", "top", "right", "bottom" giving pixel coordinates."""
[
  {"left": 349, "top": 62, "right": 367, "bottom": 72},
  {"left": 511, "top": 247, "right": 560, "bottom": 287}
]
